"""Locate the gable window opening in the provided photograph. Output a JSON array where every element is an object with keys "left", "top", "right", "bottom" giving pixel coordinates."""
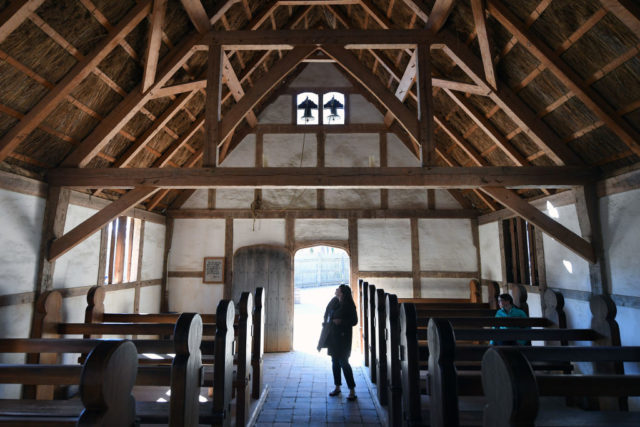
[
  {"left": 104, "top": 216, "right": 142, "bottom": 285},
  {"left": 502, "top": 217, "right": 539, "bottom": 286},
  {"left": 296, "top": 91, "right": 345, "bottom": 125}
]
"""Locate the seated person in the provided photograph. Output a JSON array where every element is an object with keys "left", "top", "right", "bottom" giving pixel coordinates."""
[{"left": 492, "top": 293, "right": 527, "bottom": 345}]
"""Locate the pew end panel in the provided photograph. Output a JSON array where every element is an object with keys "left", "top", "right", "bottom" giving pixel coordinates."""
[
  {"left": 252, "top": 287, "right": 265, "bottom": 400},
  {"left": 236, "top": 291, "right": 254, "bottom": 427},
  {"left": 399, "top": 303, "right": 421, "bottom": 426},
  {"left": 213, "top": 299, "right": 235, "bottom": 427}
]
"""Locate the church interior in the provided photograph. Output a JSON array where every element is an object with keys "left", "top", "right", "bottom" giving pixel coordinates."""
[{"left": 0, "top": 0, "right": 640, "bottom": 425}]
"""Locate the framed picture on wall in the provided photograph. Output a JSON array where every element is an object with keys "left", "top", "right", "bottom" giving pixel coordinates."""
[{"left": 203, "top": 257, "right": 224, "bottom": 284}]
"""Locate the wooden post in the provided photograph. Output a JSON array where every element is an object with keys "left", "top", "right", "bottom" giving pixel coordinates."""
[
  {"left": 417, "top": 43, "right": 433, "bottom": 166},
  {"left": 204, "top": 37, "right": 223, "bottom": 167},
  {"left": 224, "top": 217, "right": 233, "bottom": 300},
  {"left": 160, "top": 217, "right": 173, "bottom": 313},
  {"left": 411, "top": 218, "right": 421, "bottom": 297},
  {"left": 575, "top": 184, "right": 609, "bottom": 295}
]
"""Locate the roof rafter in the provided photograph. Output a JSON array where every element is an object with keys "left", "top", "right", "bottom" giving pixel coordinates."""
[
  {"left": 142, "top": 0, "right": 167, "bottom": 92},
  {"left": 470, "top": 0, "right": 496, "bottom": 89},
  {"left": 0, "top": 0, "right": 152, "bottom": 164},
  {"left": 0, "top": 0, "right": 45, "bottom": 44},
  {"left": 599, "top": 0, "right": 640, "bottom": 39},
  {"left": 487, "top": 0, "right": 640, "bottom": 158}
]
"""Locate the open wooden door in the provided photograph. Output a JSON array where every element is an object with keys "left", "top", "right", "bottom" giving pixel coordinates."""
[{"left": 232, "top": 245, "right": 292, "bottom": 352}]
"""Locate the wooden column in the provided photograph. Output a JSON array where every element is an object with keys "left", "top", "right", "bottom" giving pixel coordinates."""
[
  {"left": 35, "top": 186, "right": 70, "bottom": 294},
  {"left": 224, "top": 217, "right": 233, "bottom": 300},
  {"left": 208, "top": 189, "right": 216, "bottom": 209},
  {"left": 96, "top": 226, "right": 108, "bottom": 285},
  {"left": 380, "top": 132, "right": 388, "bottom": 209},
  {"left": 411, "top": 218, "right": 421, "bottom": 297},
  {"left": 575, "top": 184, "right": 609, "bottom": 295},
  {"left": 316, "top": 132, "right": 325, "bottom": 209},
  {"left": 348, "top": 217, "right": 359, "bottom": 298},
  {"left": 286, "top": 214, "right": 295, "bottom": 253},
  {"left": 160, "top": 217, "right": 173, "bottom": 312},
  {"left": 204, "top": 38, "right": 223, "bottom": 167},
  {"left": 417, "top": 43, "right": 434, "bottom": 166},
  {"left": 134, "top": 220, "right": 145, "bottom": 313}
]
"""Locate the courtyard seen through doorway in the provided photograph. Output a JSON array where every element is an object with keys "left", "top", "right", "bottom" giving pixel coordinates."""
[{"left": 293, "top": 246, "right": 361, "bottom": 363}]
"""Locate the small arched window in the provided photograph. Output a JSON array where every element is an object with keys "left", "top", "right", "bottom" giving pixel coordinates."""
[
  {"left": 322, "top": 92, "right": 345, "bottom": 125},
  {"left": 296, "top": 92, "right": 319, "bottom": 125}
]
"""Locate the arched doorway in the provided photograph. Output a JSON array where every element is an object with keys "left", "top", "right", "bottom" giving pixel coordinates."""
[{"left": 293, "top": 245, "right": 350, "bottom": 353}]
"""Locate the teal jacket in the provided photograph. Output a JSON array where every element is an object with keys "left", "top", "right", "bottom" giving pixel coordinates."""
[{"left": 493, "top": 306, "right": 528, "bottom": 345}]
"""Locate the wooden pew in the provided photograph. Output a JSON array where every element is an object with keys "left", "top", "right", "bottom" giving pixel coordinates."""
[
  {"left": 482, "top": 346, "right": 640, "bottom": 427},
  {"left": 0, "top": 340, "right": 138, "bottom": 426},
  {"left": 396, "top": 286, "right": 543, "bottom": 426},
  {"left": 27, "top": 290, "right": 235, "bottom": 427},
  {"left": 84, "top": 285, "right": 266, "bottom": 406},
  {"left": 426, "top": 295, "right": 623, "bottom": 427}
]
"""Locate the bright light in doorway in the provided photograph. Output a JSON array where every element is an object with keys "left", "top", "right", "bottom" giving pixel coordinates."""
[
  {"left": 546, "top": 201, "right": 559, "bottom": 218},
  {"left": 562, "top": 260, "right": 573, "bottom": 274}
]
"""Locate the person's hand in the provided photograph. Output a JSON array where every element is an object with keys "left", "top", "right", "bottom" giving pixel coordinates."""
[{"left": 333, "top": 318, "right": 342, "bottom": 325}]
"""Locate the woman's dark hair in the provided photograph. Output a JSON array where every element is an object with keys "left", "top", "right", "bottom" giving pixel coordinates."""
[
  {"left": 498, "top": 293, "right": 513, "bottom": 304},
  {"left": 338, "top": 284, "right": 353, "bottom": 300}
]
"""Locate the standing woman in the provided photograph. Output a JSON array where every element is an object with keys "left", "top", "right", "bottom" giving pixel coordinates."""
[{"left": 327, "top": 284, "right": 358, "bottom": 401}]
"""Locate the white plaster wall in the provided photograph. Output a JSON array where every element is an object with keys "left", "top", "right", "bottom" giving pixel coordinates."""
[
  {"left": 141, "top": 222, "right": 165, "bottom": 280},
  {"left": 216, "top": 189, "right": 255, "bottom": 209},
  {"left": 363, "top": 277, "right": 413, "bottom": 298},
  {"left": 290, "top": 63, "right": 351, "bottom": 87},
  {"left": 562, "top": 298, "right": 592, "bottom": 330},
  {"left": 358, "top": 219, "right": 412, "bottom": 271},
  {"left": 105, "top": 288, "right": 136, "bottom": 313},
  {"left": 53, "top": 204, "right": 100, "bottom": 289},
  {"left": 233, "top": 219, "right": 285, "bottom": 252},
  {"left": 258, "top": 95, "right": 292, "bottom": 124},
  {"left": 479, "top": 222, "right": 503, "bottom": 282},
  {"left": 435, "top": 190, "right": 462, "bottom": 209},
  {"left": 349, "top": 94, "right": 383, "bottom": 123},
  {"left": 600, "top": 189, "right": 640, "bottom": 297},
  {"left": 170, "top": 219, "right": 225, "bottom": 270},
  {"left": 325, "top": 133, "right": 379, "bottom": 167},
  {"left": 62, "top": 295, "right": 87, "bottom": 324},
  {"left": 295, "top": 219, "right": 348, "bottom": 241},
  {"left": 422, "top": 278, "right": 472, "bottom": 299},
  {"left": 262, "top": 189, "right": 316, "bottom": 209},
  {"left": 387, "top": 190, "right": 429, "bottom": 209},
  {"left": 325, "top": 189, "right": 380, "bottom": 209},
  {"left": 543, "top": 204, "right": 590, "bottom": 292},
  {"left": 264, "top": 133, "right": 317, "bottom": 167},
  {"left": 418, "top": 219, "right": 477, "bottom": 271},
  {"left": 0, "top": 188, "right": 44, "bottom": 295},
  {"left": 219, "top": 134, "right": 255, "bottom": 167},
  {"left": 168, "top": 278, "right": 223, "bottom": 314},
  {"left": 387, "top": 133, "right": 420, "bottom": 166},
  {"left": 139, "top": 285, "right": 161, "bottom": 313},
  {"left": 182, "top": 189, "right": 208, "bottom": 209}
]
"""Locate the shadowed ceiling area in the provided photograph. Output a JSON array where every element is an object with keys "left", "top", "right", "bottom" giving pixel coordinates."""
[{"left": 0, "top": 0, "right": 638, "bottom": 217}]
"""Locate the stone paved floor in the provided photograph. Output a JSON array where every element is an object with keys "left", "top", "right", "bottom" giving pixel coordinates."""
[{"left": 255, "top": 351, "right": 382, "bottom": 426}]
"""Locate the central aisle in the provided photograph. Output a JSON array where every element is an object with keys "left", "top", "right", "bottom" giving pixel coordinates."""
[{"left": 255, "top": 351, "right": 382, "bottom": 426}]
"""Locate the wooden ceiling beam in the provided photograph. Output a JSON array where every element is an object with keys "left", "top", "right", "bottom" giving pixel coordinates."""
[
  {"left": 481, "top": 186, "right": 596, "bottom": 263},
  {"left": 487, "top": 0, "right": 640, "bottom": 158},
  {"left": 48, "top": 186, "right": 159, "bottom": 262},
  {"left": 399, "top": 0, "right": 428, "bottom": 22},
  {"left": 322, "top": 44, "right": 419, "bottom": 144},
  {"left": 210, "top": 29, "right": 429, "bottom": 49},
  {"left": 435, "top": 32, "right": 583, "bottom": 166},
  {"left": 61, "top": 31, "right": 204, "bottom": 167},
  {"left": 599, "top": 0, "right": 640, "bottom": 39},
  {"left": 142, "top": 0, "right": 167, "bottom": 92},
  {"left": 470, "top": 0, "right": 496, "bottom": 89},
  {"left": 0, "top": 0, "right": 152, "bottom": 164},
  {"left": 444, "top": 88, "right": 529, "bottom": 166},
  {"left": 0, "top": 0, "right": 45, "bottom": 44},
  {"left": 47, "top": 166, "right": 598, "bottom": 190},
  {"left": 150, "top": 80, "right": 207, "bottom": 98},
  {"left": 219, "top": 46, "right": 317, "bottom": 144},
  {"left": 425, "top": 0, "right": 456, "bottom": 33},
  {"left": 180, "top": 0, "right": 212, "bottom": 33}
]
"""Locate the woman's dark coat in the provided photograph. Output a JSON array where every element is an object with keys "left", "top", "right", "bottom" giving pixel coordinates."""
[{"left": 326, "top": 297, "right": 358, "bottom": 359}]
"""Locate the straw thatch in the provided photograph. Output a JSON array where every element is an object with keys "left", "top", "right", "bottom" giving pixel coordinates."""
[{"left": 0, "top": 0, "right": 637, "bottom": 214}]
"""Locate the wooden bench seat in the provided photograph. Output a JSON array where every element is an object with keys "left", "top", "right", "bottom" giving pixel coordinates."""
[
  {"left": 482, "top": 346, "right": 640, "bottom": 427},
  {"left": 0, "top": 340, "right": 137, "bottom": 426}
]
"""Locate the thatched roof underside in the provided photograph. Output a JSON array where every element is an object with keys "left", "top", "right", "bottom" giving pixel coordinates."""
[{"left": 0, "top": 0, "right": 638, "bottom": 213}]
